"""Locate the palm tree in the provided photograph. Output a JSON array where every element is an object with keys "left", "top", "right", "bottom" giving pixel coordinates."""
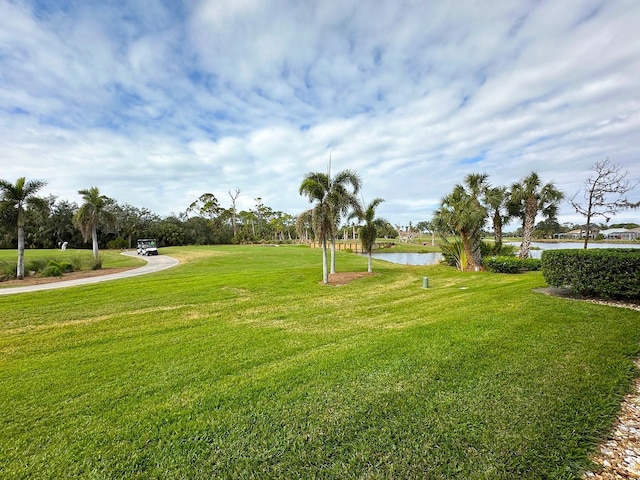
[
  {"left": 433, "top": 173, "right": 488, "bottom": 270},
  {"left": 299, "top": 173, "right": 333, "bottom": 283},
  {"left": 483, "top": 186, "right": 512, "bottom": 250},
  {"left": 351, "top": 197, "right": 386, "bottom": 273},
  {"left": 0, "top": 177, "right": 47, "bottom": 279},
  {"left": 299, "top": 168, "right": 361, "bottom": 283},
  {"left": 510, "top": 172, "right": 563, "bottom": 258},
  {"left": 73, "top": 187, "right": 115, "bottom": 259},
  {"left": 326, "top": 169, "right": 361, "bottom": 274}
]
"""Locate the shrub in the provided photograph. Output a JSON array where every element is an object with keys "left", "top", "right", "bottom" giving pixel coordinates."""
[
  {"left": 485, "top": 256, "right": 541, "bottom": 274},
  {"left": 69, "top": 255, "right": 83, "bottom": 271},
  {"left": 58, "top": 261, "right": 74, "bottom": 273},
  {"left": 440, "top": 239, "right": 466, "bottom": 270},
  {"left": 42, "top": 264, "right": 63, "bottom": 277},
  {"left": 26, "top": 258, "right": 48, "bottom": 273},
  {"left": 90, "top": 256, "right": 103, "bottom": 271},
  {"left": 521, "top": 258, "right": 542, "bottom": 271},
  {"left": 481, "top": 242, "right": 517, "bottom": 258},
  {"left": 0, "top": 260, "right": 17, "bottom": 281},
  {"left": 542, "top": 249, "right": 640, "bottom": 299}
]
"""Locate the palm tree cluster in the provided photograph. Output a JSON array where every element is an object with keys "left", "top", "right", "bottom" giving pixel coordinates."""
[
  {"left": 433, "top": 171, "right": 563, "bottom": 270},
  {"left": 298, "top": 166, "right": 386, "bottom": 282}
]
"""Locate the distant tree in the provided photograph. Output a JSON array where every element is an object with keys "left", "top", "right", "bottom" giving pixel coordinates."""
[
  {"left": 510, "top": 172, "right": 563, "bottom": 258},
  {"left": 50, "top": 199, "right": 79, "bottom": 247},
  {"left": 0, "top": 177, "right": 47, "bottom": 279},
  {"left": 112, "top": 203, "right": 158, "bottom": 248},
  {"left": 569, "top": 159, "right": 639, "bottom": 249},
  {"left": 24, "top": 194, "right": 55, "bottom": 248},
  {"left": 228, "top": 188, "right": 240, "bottom": 238},
  {"left": 351, "top": 198, "right": 386, "bottom": 273},
  {"left": 74, "top": 187, "right": 116, "bottom": 259},
  {"left": 187, "top": 193, "right": 223, "bottom": 220},
  {"left": 416, "top": 220, "right": 436, "bottom": 246},
  {"left": 533, "top": 217, "right": 561, "bottom": 239},
  {"left": 376, "top": 221, "right": 398, "bottom": 239}
]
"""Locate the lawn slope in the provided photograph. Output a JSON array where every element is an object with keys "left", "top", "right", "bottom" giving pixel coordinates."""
[{"left": 1, "top": 245, "right": 639, "bottom": 479}]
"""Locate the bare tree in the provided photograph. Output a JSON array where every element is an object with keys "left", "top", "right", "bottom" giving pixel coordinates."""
[
  {"left": 569, "top": 159, "right": 639, "bottom": 249},
  {"left": 229, "top": 188, "right": 240, "bottom": 237}
]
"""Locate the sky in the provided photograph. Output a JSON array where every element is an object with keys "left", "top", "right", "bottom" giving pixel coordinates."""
[{"left": 1, "top": 0, "right": 639, "bottom": 229}]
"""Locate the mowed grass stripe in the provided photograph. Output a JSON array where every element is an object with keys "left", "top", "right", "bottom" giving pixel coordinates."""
[{"left": 0, "top": 245, "right": 639, "bottom": 478}]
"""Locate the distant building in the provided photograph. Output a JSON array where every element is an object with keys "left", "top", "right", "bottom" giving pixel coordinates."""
[
  {"left": 554, "top": 225, "right": 599, "bottom": 239},
  {"left": 600, "top": 228, "right": 640, "bottom": 240}
]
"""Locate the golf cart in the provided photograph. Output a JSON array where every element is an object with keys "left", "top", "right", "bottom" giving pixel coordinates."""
[{"left": 136, "top": 238, "right": 159, "bottom": 256}]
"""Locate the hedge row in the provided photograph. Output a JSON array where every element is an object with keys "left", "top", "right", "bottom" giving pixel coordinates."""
[
  {"left": 484, "top": 256, "right": 541, "bottom": 274},
  {"left": 541, "top": 249, "right": 640, "bottom": 299}
]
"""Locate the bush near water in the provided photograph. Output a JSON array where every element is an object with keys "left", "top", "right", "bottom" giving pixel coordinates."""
[
  {"left": 542, "top": 249, "right": 640, "bottom": 300},
  {"left": 485, "top": 256, "right": 541, "bottom": 273}
]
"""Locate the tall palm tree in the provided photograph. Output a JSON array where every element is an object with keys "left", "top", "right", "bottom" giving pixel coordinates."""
[
  {"left": 73, "top": 187, "right": 115, "bottom": 259},
  {"left": 299, "top": 173, "right": 333, "bottom": 283},
  {"left": 326, "top": 169, "right": 361, "bottom": 274},
  {"left": 351, "top": 197, "right": 386, "bottom": 273},
  {"left": 0, "top": 177, "right": 47, "bottom": 279},
  {"left": 510, "top": 172, "right": 563, "bottom": 258},
  {"left": 433, "top": 173, "right": 488, "bottom": 270},
  {"left": 299, "top": 168, "right": 361, "bottom": 283}
]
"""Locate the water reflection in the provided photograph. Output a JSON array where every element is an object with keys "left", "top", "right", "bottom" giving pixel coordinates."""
[
  {"left": 368, "top": 242, "right": 639, "bottom": 264},
  {"left": 367, "top": 252, "right": 443, "bottom": 265},
  {"left": 507, "top": 242, "right": 640, "bottom": 259}
]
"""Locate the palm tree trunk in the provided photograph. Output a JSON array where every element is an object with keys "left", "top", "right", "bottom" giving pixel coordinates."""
[
  {"left": 460, "top": 233, "right": 473, "bottom": 270},
  {"left": 519, "top": 202, "right": 536, "bottom": 258},
  {"left": 470, "top": 232, "right": 484, "bottom": 270},
  {"left": 368, "top": 252, "right": 372, "bottom": 273},
  {"left": 91, "top": 225, "right": 99, "bottom": 259},
  {"left": 583, "top": 213, "right": 593, "bottom": 249},
  {"left": 493, "top": 212, "right": 503, "bottom": 249},
  {"left": 17, "top": 225, "right": 25, "bottom": 280},
  {"left": 322, "top": 237, "right": 329, "bottom": 283}
]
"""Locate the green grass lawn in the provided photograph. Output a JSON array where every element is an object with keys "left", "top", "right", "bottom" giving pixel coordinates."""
[{"left": 1, "top": 245, "right": 639, "bottom": 478}]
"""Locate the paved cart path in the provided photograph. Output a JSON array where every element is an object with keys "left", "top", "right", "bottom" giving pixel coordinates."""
[{"left": 0, "top": 251, "right": 179, "bottom": 296}]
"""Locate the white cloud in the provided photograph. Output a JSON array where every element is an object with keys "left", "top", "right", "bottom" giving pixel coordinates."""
[{"left": 0, "top": 0, "right": 638, "bottom": 229}]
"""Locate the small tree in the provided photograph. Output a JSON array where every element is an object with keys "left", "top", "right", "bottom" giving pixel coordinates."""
[
  {"left": 569, "top": 159, "right": 639, "bottom": 249},
  {"left": 351, "top": 198, "right": 386, "bottom": 273},
  {"left": 74, "top": 187, "right": 116, "bottom": 259}
]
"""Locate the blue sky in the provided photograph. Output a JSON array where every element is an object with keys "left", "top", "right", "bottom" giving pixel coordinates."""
[{"left": 1, "top": 0, "right": 639, "bottom": 227}]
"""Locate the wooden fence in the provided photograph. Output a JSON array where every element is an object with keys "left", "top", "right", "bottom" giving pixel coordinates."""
[{"left": 308, "top": 241, "right": 395, "bottom": 253}]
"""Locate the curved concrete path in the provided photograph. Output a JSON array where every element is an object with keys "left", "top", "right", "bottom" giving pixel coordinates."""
[{"left": 0, "top": 251, "right": 179, "bottom": 296}]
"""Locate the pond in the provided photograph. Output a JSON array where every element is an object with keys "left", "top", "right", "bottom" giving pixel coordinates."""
[
  {"left": 367, "top": 242, "right": 639, "bottom": 265},
  {"left": 366, "top": 252, "right": 443, "bottom": 265}
]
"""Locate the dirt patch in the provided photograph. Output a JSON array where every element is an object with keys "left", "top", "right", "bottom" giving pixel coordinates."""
[
  {"left": 0, "top": 267, "right": 136, "bottom": 288},
  {"left": 321, "top": 271, "right": 376, "bottom": 286}
]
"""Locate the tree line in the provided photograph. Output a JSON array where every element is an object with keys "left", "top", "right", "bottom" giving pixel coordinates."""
[
  {"left": 431, "top": 159, "right": 637, "bottom": 271},
  {"left": 0, "top": 182, "right": 306, "bottom": 251},
  {"left": 1, "top": 159, "right": 635, "bottom": 280}
]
